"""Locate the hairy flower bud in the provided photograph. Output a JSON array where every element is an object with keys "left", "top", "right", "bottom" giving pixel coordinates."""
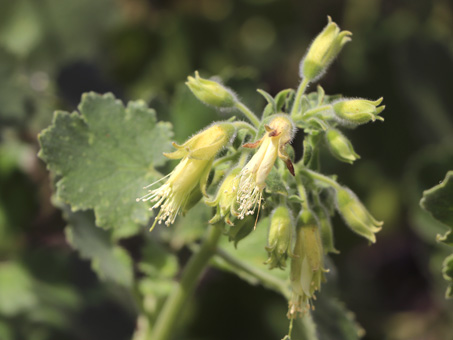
[
  {"left": 186, "top": 71, "right": 237, "bottom": 108},
  {"left": 335, "top": 186, "right": 383, "bottom": 243},
  {"left": 138, "top": 122, "right": 236, "bottom": 230},
  {"left": 288, "top": 210, "right": 326, "bottom": 317},
  {"left": 265, "top": 205, "right": 294, "bottom": 270},
  {"left": 332, "top": 98, "right": 385, "bottom": 125},
  {"left": 205, "top": 167, "right": 241, "bottom": 226},
  {"left": 325, "top": 128, "right": 360, "bottom": 164},
  {"left": 300, "top": 16, "right": 352, "bottom": 82}
]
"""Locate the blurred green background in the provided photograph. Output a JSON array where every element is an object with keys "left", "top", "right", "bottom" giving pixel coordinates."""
[{"left": 1, "top": 0, "right": 453, "bottom": 339}]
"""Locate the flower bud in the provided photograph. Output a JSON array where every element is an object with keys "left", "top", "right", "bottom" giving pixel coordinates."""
[
  {"left": 288, "top": 210, "right": 326, "bottom": 317},
  {"left": 314, "top": 205, "right": 339, "bottom": 254},
  {"left": 265, "top": 205, "right": 294, "bottom": 270},
  {"left": 300, "top": 17, "right": 352, "bottom": 82},
  {"left": 186, "top": 71, "right": 237, "bottom": 108},
  {"left": 205, "top": 167, "right": 241, "bottom": 226},
  {"left": 335, "top": 186, "right": 383, "bottom": 243},
  {"left": 332, "top": 98, "right": 385, "bottom": 125},
  {"left": 325, "top": 128, "right": 360, "bottom": 164}
]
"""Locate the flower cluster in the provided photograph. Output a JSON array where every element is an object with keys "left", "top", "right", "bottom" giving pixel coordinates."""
[{"left": 138, "top": 16, "right": 385, "bottom": 333}]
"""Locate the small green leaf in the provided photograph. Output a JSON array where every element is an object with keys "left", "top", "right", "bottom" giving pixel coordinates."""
[
  {"left": 275, "top": 89, "right": 294, "bottom": 112},
  {"left": 64, "top": 208, "right": 133, "bottom": 287},
  {"left": 257, "top": 89, "right": 276, "bottom": 115},
  {"left": 420, "top": 171, "right": 453, "bottom": 228},
  {"left": 39, "top": 92, "right": 173, "bottom": 232}
]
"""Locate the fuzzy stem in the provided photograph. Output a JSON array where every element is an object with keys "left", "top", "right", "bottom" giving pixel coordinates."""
[
  {"left": 149, "top": 225, "right": 223, "bottom": 340},
  {"left": 234, "top": 101, "right": 261, "bottom": 128},
  {"left": 290, "top": 78, "right": 310, "bottom": 117},
  {"left": 301, "top": 168, "right": 342, "bottom": 190},
  {"left": 232, "top": 120, "right": 258, "bottom": 137}
]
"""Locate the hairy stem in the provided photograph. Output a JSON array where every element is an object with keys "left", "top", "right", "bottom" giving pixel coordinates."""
[
  {"left": 234, "top": 101, "right": 261, "bottom": 128},
  {"left": 149, "top": 225, "right": 223, "bottom": 340},
  {"left": 290, "top": 77, "right": 310, "bottom": 117}
]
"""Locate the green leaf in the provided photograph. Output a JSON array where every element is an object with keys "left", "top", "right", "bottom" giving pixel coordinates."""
[
  {"left": 442, "top": 254, "right": 453, "bottom": 299},
  {"left": 0, "top": 262, "right": 38, "bottom": 316},
  {"left": 64, "top": 208, "right": 133, "bottom": 287},
  {"left": 313, "top": 296, "right": 364, "bottom": 340},
  {"left": 420, "top": 171, "right": 453, "bottom": 228},
  {"left": 39, "top": 92, "right": 173, "bottom": 233}
]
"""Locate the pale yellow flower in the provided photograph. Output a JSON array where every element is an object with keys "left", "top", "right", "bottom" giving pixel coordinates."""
[
  {"left": 138, "top": 123, "right": 235, "bottom": 229},
  {"left": 236, "top": 115, "right": 295, "bottom": 221}
]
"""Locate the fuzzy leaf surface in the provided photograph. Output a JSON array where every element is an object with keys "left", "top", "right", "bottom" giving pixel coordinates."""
[{"left": 39, "top": 92, "right": 173, "bottom": 232}]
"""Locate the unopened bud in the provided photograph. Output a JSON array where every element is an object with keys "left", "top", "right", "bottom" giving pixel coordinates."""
[
  {"left": 265, "top": 205, "right": 294, "bottom": 270},
  {"left": 335, "top": 186, "right": 383, "bottom": 243},
  {"left": 300, "top": 17, "right": 352, "bottom": 82},
  {"left": 332, "top": 98, "right": 385, "bottom": 125},
  {"left": 325, "top": 128, "right": 360, "bottom": 164},
  {"left": 186, "top": 71, "right": 237, "bottom": 108},
  {"left": 205, "top": 167, "right": 241, "bottom": 226}
]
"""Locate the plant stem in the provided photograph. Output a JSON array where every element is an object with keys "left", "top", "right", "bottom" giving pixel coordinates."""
[
  {"left": 290, "top": 77, "right": 310, "bottom": 117},
  {"left": 300, "top": 105, "right": 332, "bottom": 120},
  {"left": 232, "top": 120, "right": 257, "bottom": 137},
  {"left": 215, "top": 247, "right": 291, "bottom": 297},
  {"left": 149, "top": 225, "right": 223, "bottom": 340},
  {"left": 301, "top": 168, "right": 341, "bottom": 190},
  {"left": 234, "top": 101, "right": 261, "bottom": 128}
]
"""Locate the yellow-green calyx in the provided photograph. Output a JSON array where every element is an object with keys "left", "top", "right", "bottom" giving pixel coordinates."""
[
  {"left": 265, "top": 205, "right": 294, "bottom": 270},
  {"left": 288, "top": 209, "right": 326, "bottom": 318},
  {"left": 300, "top": 16, "right": 352, "bottom": 82},
  {"left": 186, "top": 71, "right": 237, "bottom": 108},
  {"left": 236, "top": 115, "right": 296, "bottom": 221},
  {"left": 138, "top": 122, "right": 235, "bottom": 230},
  {"left": 325, "top": 128, "right": 360, "bottom": 164},
  {"left": 332, "top": 98, "right": 385, "bottom": 125},
  {"left": 205, "top": 167, "right": 241, "bottom": 226},
  {"left": 335, "top": 186, "right": 383, "bottom": 243}
]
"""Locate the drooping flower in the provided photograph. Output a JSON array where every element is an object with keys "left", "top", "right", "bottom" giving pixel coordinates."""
[
  {"left": 138, "top": 122, "right": 235, "bottom": 230},
  {"left": 288, "top": 210, "right": 327, "bottom": 318},
  {"left": 236, "top": 115, "right": 296, "bottom": 221}
]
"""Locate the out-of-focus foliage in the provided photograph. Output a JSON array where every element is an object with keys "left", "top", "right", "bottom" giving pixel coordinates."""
[
  {"left": 1, "top": 0, "right": 453, "bottom": 339},
  {"left": 421, "top": 171, "right": 453, "bottom": 298}
]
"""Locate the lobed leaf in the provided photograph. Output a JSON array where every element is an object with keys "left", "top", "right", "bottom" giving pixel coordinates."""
[
  {"left": 39, "top": 92, "right": 173, "bottom": 232},
  {"left": 420, "top": 171, "right": 453, "bottom": 228},
  {"left": 64, "top": 208, "right": 133, "bottom": 287}
]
